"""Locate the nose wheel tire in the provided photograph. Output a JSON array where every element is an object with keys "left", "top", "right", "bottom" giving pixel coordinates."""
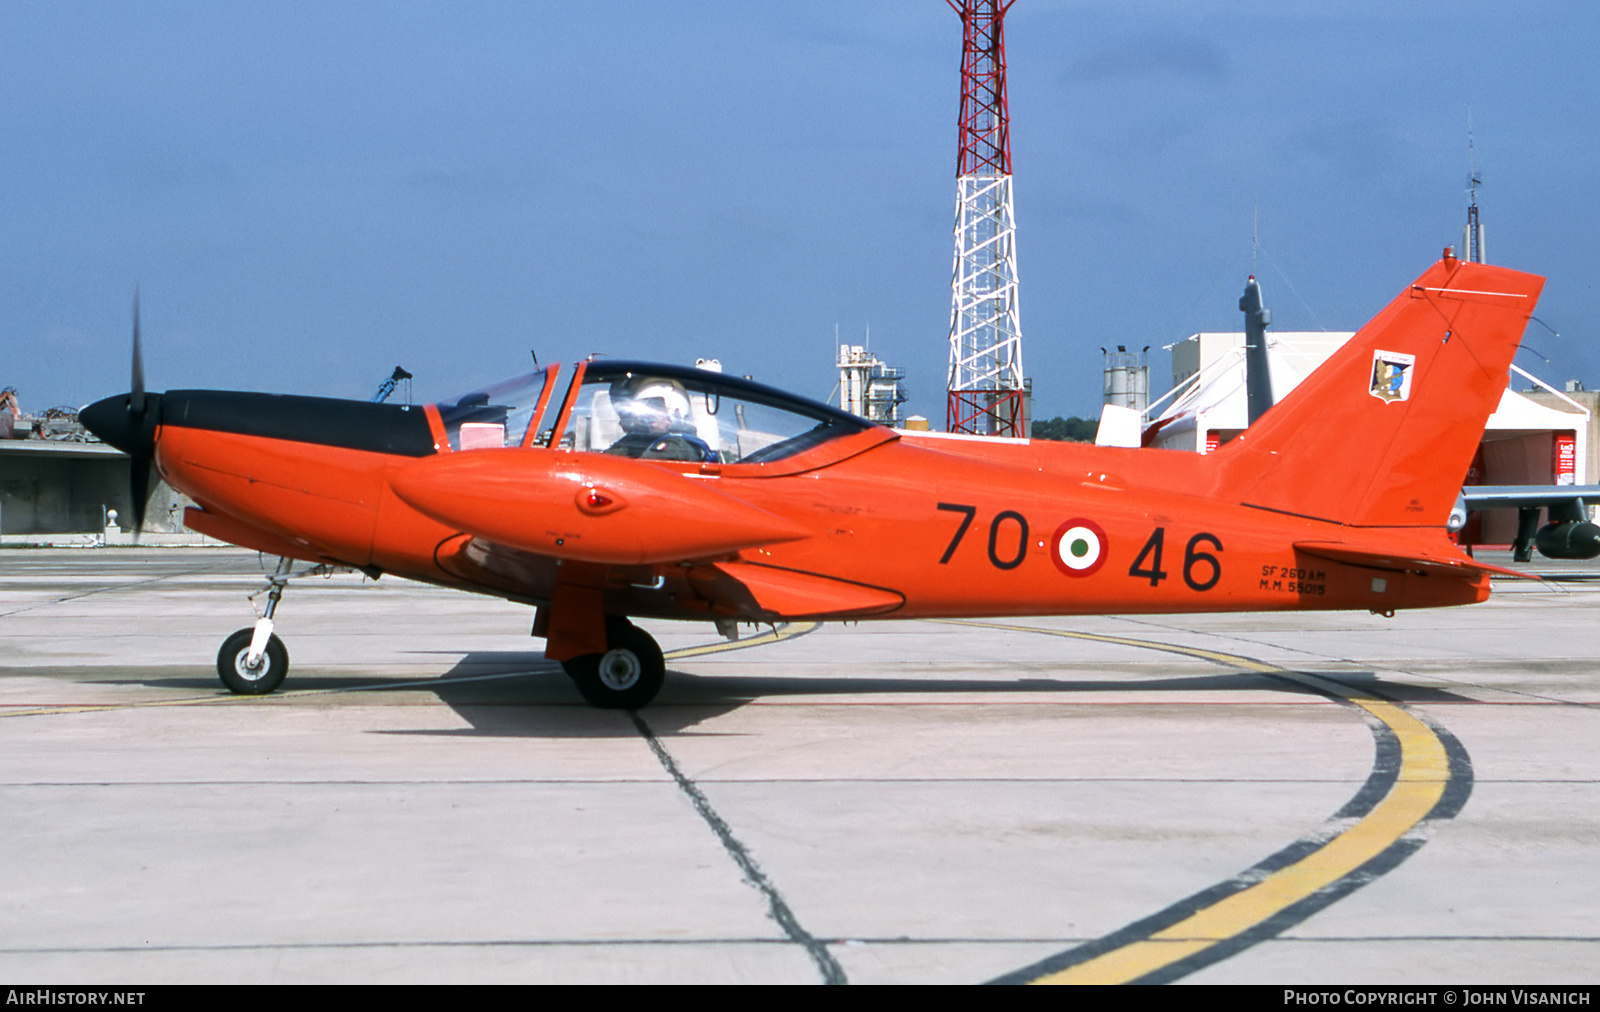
[
  {"left": 217, "top": 627, "right": 290, "bottom": 695},
  {"left": 562, "top": 620, "right": 665, "bottom": 709}
]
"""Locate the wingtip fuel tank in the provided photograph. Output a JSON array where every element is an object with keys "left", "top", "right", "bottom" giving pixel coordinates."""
[{"left": 390, "top": 448, "right": 812, "bottom": 566}]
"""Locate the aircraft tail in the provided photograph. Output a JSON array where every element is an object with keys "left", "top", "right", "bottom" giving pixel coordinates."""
[{"left": 1211, "top": 255, "right": 1544, "bottom": 527}]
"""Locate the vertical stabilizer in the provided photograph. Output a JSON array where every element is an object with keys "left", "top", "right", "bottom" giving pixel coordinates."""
[{"left": 1212, "top": 255, "right": 1543, "bottom": 527}]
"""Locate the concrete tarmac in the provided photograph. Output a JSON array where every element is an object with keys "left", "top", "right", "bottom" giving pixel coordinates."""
[{"left": 0, "top": 547, "right": 1595, "bottom": 984}]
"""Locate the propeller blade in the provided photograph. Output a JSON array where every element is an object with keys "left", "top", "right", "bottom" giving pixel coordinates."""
[
  {"left": 130, "top": 457, "right": 151, "bottom": 540},
  {"left": 130, "top": 289, "right": 145, "bottom": 413},
  {"left": 77, "top": 291, "right": 164, "bottom": 541}
]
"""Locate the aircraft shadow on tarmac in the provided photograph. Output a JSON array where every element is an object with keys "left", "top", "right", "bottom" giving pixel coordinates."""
[
  {"left": 369, "top": 650, "right": 1481, "bottom": 740},
  {"left": 80, "top": 651, "right": 1476, "bottom": 739}
]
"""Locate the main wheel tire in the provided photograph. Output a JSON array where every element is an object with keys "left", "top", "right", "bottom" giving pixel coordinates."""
[
  {"left": 217, "top": 627, "right": 289, "bottom": 695},
  {"left": 561, "top": 621, "right": 665, "bottom": 709}
]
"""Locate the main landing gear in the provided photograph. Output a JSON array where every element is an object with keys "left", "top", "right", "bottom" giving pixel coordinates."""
[{"left": 561, "top": 617, "right": 666, "bottom": 709}]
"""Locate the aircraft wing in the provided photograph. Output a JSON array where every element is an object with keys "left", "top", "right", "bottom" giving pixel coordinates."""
[
  {"left": 396, "top": 450, "right": 908, "bottom": 621},
  {"left": 692, "top": 561, "right": 904, "bottom": 619},
  {"left": 1458, "top": 485, "right": 1600, "bottom": 562},
  {"left": 433, "top": 536, "right": 904, "bottom": 622},
  {"left": 1461, "top": 485, "right": 1600, "bottom": 509}
]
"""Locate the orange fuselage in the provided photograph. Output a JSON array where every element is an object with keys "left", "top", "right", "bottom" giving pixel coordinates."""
[{"left": 161, "top": 414, "right": 1485, "bottom": 624}]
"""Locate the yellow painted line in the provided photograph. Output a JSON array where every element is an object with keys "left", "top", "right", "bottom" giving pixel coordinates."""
[
  {"left": 0, "top": 695, "right": 269, "bottom": 718},
  {"left": 2, "top": 622, "right": 818, "bottom": 719},
  {"left": 664, "top": 621, "right": 818, "bottom": 660},
  {"left": 937, "top": 620, "right": 1452, "bottom": 986}
]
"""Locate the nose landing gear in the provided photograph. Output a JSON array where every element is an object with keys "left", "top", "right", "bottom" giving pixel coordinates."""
[
  {"left": 215, "top": 556, "right": 354, "bottom": 696},
  {"left": 217, "top": 556, "right": 295, "bottom": 695},
  {"left": 217, "top": 626, "right": 289, "bottom": 694}
]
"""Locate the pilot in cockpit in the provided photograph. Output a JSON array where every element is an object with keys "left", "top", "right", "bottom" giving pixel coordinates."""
[{"left": 605, "top": 377, "right": 716, "bottom": 462}]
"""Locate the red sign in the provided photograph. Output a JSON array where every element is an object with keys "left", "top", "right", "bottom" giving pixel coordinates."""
[{"left": 1554, "top": 432, "right": 1577, "bottom": 485}]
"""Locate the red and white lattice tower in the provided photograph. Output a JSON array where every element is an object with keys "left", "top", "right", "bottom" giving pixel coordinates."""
[{"left": 946, "top": 0, "right": 1024, "bottom": 436}]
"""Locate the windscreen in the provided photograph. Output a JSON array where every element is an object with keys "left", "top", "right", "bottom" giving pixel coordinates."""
[{"left": 436, "top": 371, "right": 550, "bottom": 451}]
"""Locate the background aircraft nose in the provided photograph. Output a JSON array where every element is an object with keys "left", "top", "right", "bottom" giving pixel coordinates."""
[{"left": 81, "top": 392, "right": 160, "bottom": 458}]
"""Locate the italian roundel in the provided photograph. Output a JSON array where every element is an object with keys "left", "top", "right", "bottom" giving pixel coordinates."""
[{"left": 1052, "top": 519, "right": 1108, "bottom": 577}]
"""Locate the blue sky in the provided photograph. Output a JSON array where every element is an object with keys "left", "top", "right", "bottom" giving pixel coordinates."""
[{"left": 4, "top": 1, "right": 1598, "bottom": 421}]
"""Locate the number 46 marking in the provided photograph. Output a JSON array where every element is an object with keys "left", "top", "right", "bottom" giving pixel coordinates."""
[{"left": 1129, "top": 527, "right": 1223, "bottom": 591}]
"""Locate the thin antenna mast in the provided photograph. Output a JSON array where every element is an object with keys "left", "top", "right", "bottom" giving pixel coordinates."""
[{"left": 1465, "top": 111, "right": 1485, "bottom": 264}]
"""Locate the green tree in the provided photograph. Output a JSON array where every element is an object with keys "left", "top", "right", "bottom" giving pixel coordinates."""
[{"left": 1031, "top": 416, "right": 1097, "bottom": 442}]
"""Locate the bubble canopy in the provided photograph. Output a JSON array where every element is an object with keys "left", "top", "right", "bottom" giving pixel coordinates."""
[
  {"left": 558, "top": 361, "right": 874, "bottom": 464},
  {"left": 435, "top": 361, "right": 875, "bottom": 463}
]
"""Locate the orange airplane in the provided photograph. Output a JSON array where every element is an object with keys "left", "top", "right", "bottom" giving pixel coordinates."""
[{"left": 81, "top": 252, "right": 1543, "bottom": 708}]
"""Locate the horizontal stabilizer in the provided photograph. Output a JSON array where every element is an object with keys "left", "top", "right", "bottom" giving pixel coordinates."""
[{"left": 1293, "top": 540, "right": 1533, "bottom": 581}]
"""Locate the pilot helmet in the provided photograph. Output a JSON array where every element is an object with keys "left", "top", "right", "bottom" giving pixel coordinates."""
[{"left": 611, "top": 376, "right": 693, "bottom": 434}]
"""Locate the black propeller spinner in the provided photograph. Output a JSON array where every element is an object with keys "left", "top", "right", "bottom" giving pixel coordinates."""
[{"left": 79, "top": 292, "right": 162, "bottom": 537}]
